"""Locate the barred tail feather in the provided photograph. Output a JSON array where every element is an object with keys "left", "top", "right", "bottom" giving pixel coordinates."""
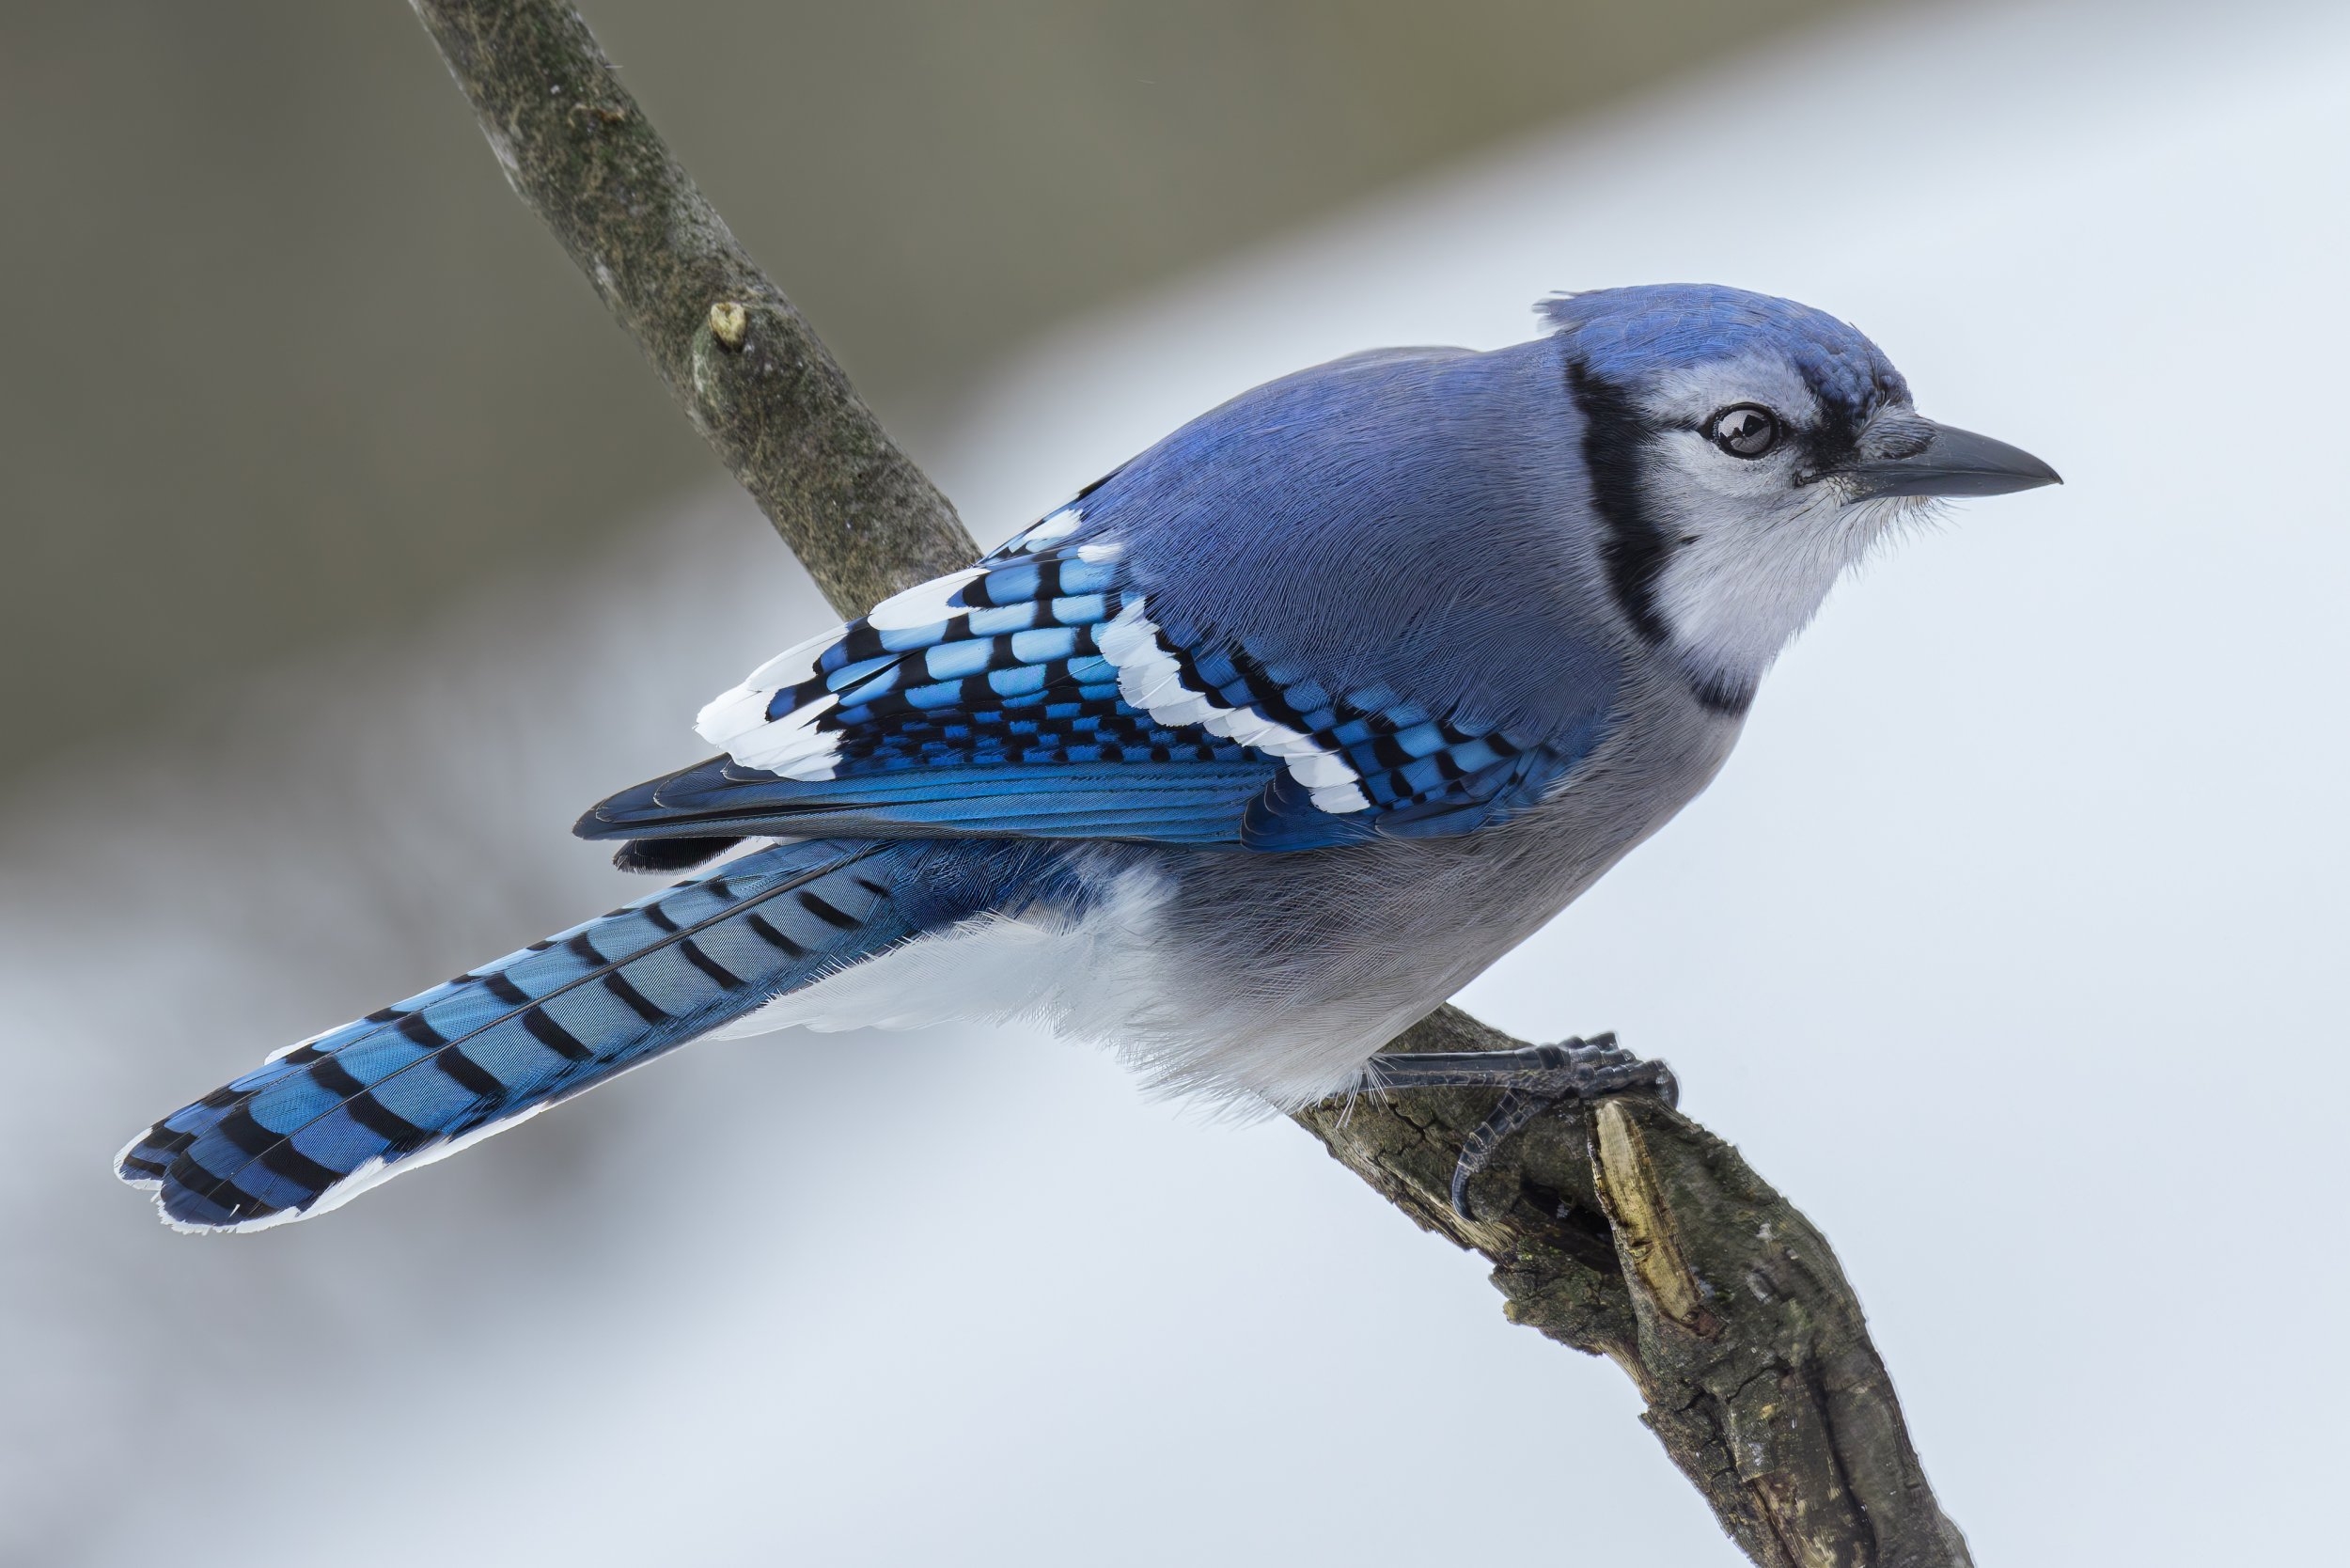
[{"left": 116, "top": 839, "right": 917, "bottom": 1232}]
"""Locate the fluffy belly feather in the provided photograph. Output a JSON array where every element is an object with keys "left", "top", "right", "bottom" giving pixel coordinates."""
[{"left": 727, "top": 692, "right": 1737, "bottom": 1111}]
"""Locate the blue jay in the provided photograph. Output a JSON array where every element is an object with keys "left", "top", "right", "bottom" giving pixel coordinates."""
[{"left": 118, "top": 284, "right": 2057, "bottom": 1231}]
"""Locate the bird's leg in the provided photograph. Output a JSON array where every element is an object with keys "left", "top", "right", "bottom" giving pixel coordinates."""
[{"left": 1361, "top": 1034, "right": 1677, "bottom": 1218}]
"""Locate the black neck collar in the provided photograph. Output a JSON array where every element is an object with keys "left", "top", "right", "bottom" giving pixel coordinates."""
[{"left": 1565, "top": 357, "right": 1752, "bottom": 718}]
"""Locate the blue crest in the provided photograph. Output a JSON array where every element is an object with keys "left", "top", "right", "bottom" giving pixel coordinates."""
[{"left": 1542, "top": 283, "right": 1908, "bottom": 423}]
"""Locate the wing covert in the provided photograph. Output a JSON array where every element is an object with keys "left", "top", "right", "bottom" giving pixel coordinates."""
[{"left": 584, "top": 402, "right": 1623, "bottom": 853}]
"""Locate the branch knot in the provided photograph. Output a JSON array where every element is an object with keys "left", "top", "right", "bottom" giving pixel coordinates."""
[{"left": 708, "top": 300, "right": 748, "bottom": 350}]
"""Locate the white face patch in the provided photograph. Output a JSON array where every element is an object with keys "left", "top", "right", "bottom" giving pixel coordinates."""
[
  {"left": 1626, "top": 357, "right": 1919, "bottom": 698},
  {"left": 1648, "top": 483, "right": 1872, "bottom": 693}
]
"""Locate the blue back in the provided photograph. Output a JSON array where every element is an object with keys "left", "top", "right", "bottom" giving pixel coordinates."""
[{"left": 1084, "top": 337, "right": 1622, "bottom": 736}]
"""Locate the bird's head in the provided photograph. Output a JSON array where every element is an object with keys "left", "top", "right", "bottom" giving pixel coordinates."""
[{"left": 1544, "top": 283, "right": 2057, "bottom": 712}]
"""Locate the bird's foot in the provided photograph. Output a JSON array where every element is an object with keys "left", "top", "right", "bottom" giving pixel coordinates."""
[{"left": 1361, "top": 1034, "right": 1677, "bottom": 1219}]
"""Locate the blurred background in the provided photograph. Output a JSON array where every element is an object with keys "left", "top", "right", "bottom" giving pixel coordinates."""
[
  {"left": 0, "top": 0, "right": 1851, "bottom": 780},
  {"left": 4, "top": 1, "right": 2344, "bottom": 1563}
]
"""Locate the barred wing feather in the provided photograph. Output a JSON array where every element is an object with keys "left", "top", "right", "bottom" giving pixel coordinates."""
[{"left": 581, "top": 502, "right": 1612, "bottom": 854}]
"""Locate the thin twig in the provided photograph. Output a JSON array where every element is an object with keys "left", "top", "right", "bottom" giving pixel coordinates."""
[{"left": 407, "top": 5, "right": 1972, "bottom": 1561}]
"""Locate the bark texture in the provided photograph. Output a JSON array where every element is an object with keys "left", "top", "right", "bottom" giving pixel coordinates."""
[
  {"left": 408, "top": 6, "right": 1973, "bottom": 1562},
  {"left": 1301, "top": 1006, "right": 1973, "bottom": 1566},
  {"left": 407, "top": 0, "right": 978, "bottom": 612}
]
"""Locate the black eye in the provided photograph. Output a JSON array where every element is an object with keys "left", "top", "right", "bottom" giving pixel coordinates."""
[{"left": 1707, "top": 403, "right": 1781, "bottom": 459}]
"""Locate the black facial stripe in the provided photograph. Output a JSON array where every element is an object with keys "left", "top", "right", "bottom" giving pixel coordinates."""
[
  {"left": 1570, "top": 357, "right": 1778, "bottom": 722},
  {"left": 1796, "top": 415, "right": 1863, "bottom": 482},
  {"left": 1565, "top": 358, "right": 1672, "bottom": 646},
  {"left": 1688, "top": 668, "right": 1757, "bottom": 718}
]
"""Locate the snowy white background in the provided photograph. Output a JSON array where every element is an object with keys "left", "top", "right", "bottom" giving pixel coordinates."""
[{"left": 6, "top": 0, "right": 2345, "bottom": 1561}]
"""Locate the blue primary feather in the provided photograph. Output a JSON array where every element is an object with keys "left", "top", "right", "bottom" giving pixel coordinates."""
[
  {"left": 588, "top": 755, "right": 1272, "bottom": 846},
  {"left": 116, "top": 839, "right": 1057, "bottom": 1231}
]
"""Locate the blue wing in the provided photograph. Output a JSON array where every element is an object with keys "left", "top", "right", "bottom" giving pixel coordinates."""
[
  {"left": 581, "top": 527, "right": 1607, "bottom": 853},
  {"left": 582, "top": 340, "right": 1626, "bottom": 854}
]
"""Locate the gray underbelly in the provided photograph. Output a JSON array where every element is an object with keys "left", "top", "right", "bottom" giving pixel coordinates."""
[
  {"left": 1127, "top": 696, "right": 1741, "bottom": 1105},
  {"left": 741, "top": 683, "right": 1739, "bottom": 1113}
]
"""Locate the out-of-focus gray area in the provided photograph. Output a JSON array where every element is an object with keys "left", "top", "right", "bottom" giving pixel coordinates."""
[
  {"left": 0, "top": 0, "right": 1855, "bottom": 781},
  {"left": 9, "top": 1, "right": 2350, "bottom": 1564}
]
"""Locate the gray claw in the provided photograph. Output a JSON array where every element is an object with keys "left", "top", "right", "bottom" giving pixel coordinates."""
[{"left": 1441, "top": 1034, "right": 1678, "bottom": 1220}]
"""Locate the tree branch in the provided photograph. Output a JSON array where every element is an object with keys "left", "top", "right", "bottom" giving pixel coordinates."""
[
  {"left": 407, "top": 5, "right": 1972, "bottom": 1562},
  {"left": 406, "top": 0, "right": 976, "bottom": 613}
]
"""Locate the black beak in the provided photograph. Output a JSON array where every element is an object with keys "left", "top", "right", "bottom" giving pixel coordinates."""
[{"left": 1837, "top": 420, "right": 2061, "bottom": 499}]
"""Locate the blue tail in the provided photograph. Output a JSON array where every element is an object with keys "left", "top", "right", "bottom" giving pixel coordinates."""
[{"left": 118, "top": 839, "right": 935, "bottom": 1231}]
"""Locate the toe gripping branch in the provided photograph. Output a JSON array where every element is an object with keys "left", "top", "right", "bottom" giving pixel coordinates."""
[{"left": 1363, "top": 1034, "right": 1679, "bottom": 1217}]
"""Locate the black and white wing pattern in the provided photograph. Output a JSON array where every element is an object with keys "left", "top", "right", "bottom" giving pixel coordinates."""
[{"left": 582, "top": 500, "right": 1617, "bottom": 854}]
